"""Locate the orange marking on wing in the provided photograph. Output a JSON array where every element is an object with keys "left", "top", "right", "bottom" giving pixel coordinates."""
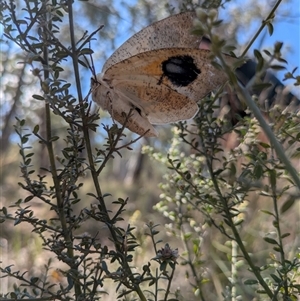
[{"left": 141, "top": 59, "right": 163, "bottom": 76}]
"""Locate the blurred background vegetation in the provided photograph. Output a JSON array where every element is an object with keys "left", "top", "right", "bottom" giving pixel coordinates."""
[{"left": 0, "top": 0, "right": 300, "bottom": 300}]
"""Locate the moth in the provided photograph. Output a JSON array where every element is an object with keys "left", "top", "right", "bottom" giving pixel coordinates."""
[{"left": 92, "top": 12, "right": 233, "bottom": 137}]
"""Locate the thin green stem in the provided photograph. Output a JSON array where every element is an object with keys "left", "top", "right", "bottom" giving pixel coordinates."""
[
  {"left": 155, "top": 268, "right": 158, "bottom": 301},
  {"left": 96, "top": 110, "right": 145, "bottom": 175},
  {"left": 270, "top": 168, "right": 289, "bottom": 296},
  {"left": 229, "top": 215, "right": 276, "bottom": 299},
  {"left": 66, "top": 1, "right": 106, "bottom": 214},
  {"left": 164, "top": 266, "right": 176, "bottom": 301},
  {"left": 240, "top": 0, "right": 283, "bottom": 58},
  {"left": 271, "top": 174, "right": 285, "bottom": 264},
  {"left": 179, "top": 214, "right": 206, "bottom": 301},
  {"left": 201, "top": 137, "right": 275, "bottom": 299},
  {"left": 66, "top": 2, "right": 147, "bottom": 300},
  {"left": 41, "top": 1, "right": 74, "bottom": 267},
  {"left": 9, "top": 1, "right": 45, "bottom": 63},
  {"left": 231, "top": 240, "right": 238, "bottom": 301}
]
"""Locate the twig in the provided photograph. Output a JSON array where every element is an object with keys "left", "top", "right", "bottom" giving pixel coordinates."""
[
  {"left": 77, "top": 26, "right": 104, "bottom": 52},
  {"left": 67, "top": 1, "right": 147, "bottom": 300},
  {"left": 240, "top": 0, "right": 283, "bottom": 58}
]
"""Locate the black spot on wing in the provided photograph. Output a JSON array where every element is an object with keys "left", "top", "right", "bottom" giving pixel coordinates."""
[{"left": 161, "top": 55, "right": 201, "bottom": 87}]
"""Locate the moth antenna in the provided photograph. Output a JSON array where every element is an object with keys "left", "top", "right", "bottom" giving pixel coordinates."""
[{"left": 88, "top": 40, "right": 97, "bottom": 79}]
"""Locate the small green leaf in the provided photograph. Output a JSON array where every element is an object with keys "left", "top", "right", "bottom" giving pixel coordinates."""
[
  {"left": 78, "top": 59, "right": 88, "bottom": 68},
  {"left": 253, "top": 164, "right": 263, "bottom": 179},
  {"left": 264, "top": 237, "right": 278, "bottom": 245},
  {"left": 66, "top": 274, "right": 74, "bottom": 290},
  {"left": 234, "top": 219, "right": 244, "bottom": 226},
  {"left": 17, "top": 19, "right": 28, "bottom": 25},
  {"left": 160, "top": 261, "right": 167, "bottom": 271},
  {"left": 212, "top": 19, "right": 223, "bottom": 27},
  {"left": 277, "top": 57, "right": 288, "bottom": 64},
  {"left": 184, "top": 233, "right": 192, "bottom": 240},
  {"left": 259, "top": 142, "right": 270, "bottom": 149},
  {"left": 32, "top": 94, "right": 45, "bottom": 100},
  {"left": 270, "top": 64, "right": 286, "bottom": 71},
  {"left": 260, "top": 210, "right": 275, "bottom": 216},
  {"left": 10, "top": 292, "right": 17, "bottom": 299},
  {"left": 14, "top": 219, "right": 21, "bottom": 226},
  {"left": 281, "top": 233, "right": 290, "bottom": 239},
  {"left": 244, "top": 279, "right": 259, "bottom": 285},
  {"left": 263, "top": 49, "right": 271, "bottom": 56},
  {"left": 284, "top": 72, "right": 293, "bottom": 80},
  {"left": 210, "top": 60, "right": 223, "bottom": 71},
  {"left": 50, "top": 136, "right": 59, "bottom": 142},
  {"left": 101, "top": 261, "right": 109, "bottom": 273},
  {"left": 254, "top": 49, "right": 263, "bottom": 60},
  {"left": 273, "top": 246, "right": 282, "bottom": 252},
  {"left": 2, "top": 207, "right": 7, "bottom": 215},
  {"left": 269, "top": 169, "right": 276, "bottom": 187},
  {"left": 280, "top": 198, "right": 296, "bottom": 214},
  {"left": 79, "top": 48, "right": 94, "bottom": 55},
  {"left": 24, "top": 196, "right": 34, "bottom": 203},
  {"left": 30, "top": 277, "right": 39, "bottom": 284},
  {"left": 267, "top": 22, "right": 274, "bottom": 36},
  {"left": 252, "top": 82, "right": 272, "bottom": 91},
  {"left": 274, "top": 41, "right": 283, "bottom": 53},
  {"left": 270, "top": 273, "right": 281, "bottom": 283}
]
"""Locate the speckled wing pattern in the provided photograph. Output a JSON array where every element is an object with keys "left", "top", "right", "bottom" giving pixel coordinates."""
[
  {"left": 102, "top": 12, "right": 200, "bottom": 72},
  {"left": 92, "top": 12, "right": 233, "bottom": 137},
  {"left": 104, "top": 48, "right": 233, "bottom": 102}
]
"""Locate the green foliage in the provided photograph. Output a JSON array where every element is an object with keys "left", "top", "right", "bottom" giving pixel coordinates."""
[
  {"left": 144, "top": 90, "right": 300, "bottom": 299},
  {"left": 1, "top": 0, "right": 299, "bottom": 301}
]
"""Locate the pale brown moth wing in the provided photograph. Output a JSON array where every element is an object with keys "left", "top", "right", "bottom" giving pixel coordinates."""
[
  {"left": 93, "top": 48, "right": 235, "bottom": 136},
  {"left": 103, "top": 48, "right": 234, "bottom": 102},
  {"left": 102, "top": 12, "right": 200, "bottom": 72},
  {"left": 110, "top": 76, "right": 199, "bottom": 124}
]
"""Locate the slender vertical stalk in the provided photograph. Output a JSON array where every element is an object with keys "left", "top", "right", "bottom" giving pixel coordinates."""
[
  {"left": 164, "top": 267, "right": 176, "bottom": 301},
  {"left": 155, "top": 268, "right": 158, "bottom": 301},
  {"left": 270, "top": 168, "right": 289, "bottom": 296},
  {"left": 41, "top": 1, "right": 82, "bottom": 298},
  {"left": 231, "top": 240, "right": 238, "bottom": 301},
  {"left": 200, "top": 136, "right": 276, "bottom": 299},
  {"left": 240, "top": 0, "right": 283, "bottom": 57},
  {"left": 66, "top": 2, "right": 147, "bottom": 300}
]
